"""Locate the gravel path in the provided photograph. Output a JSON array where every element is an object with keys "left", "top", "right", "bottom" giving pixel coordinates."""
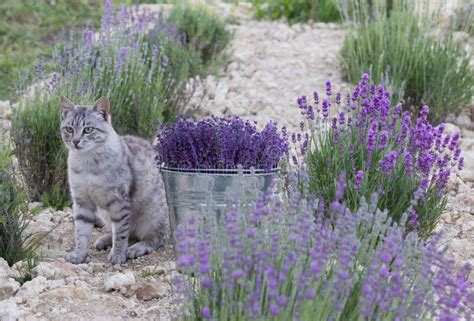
[{"left": 0, "top": 2, "right": 472, "bottom": 320}]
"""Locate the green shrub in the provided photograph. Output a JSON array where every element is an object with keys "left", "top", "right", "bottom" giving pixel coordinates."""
[
  {"left": 450, "top": 0, "right": 474, "bottom": 36},
  {"left": 0, "top": 145, "right": 39, "bottom": 266},
  {"left": 340, "top": 0, "right": 473, "bottom": 120},
  {"left": 11, "top": 94, "right": 68, "bottom": 204},
  {"left": 252, "top": 0, "right": 341, "bottom": 24},
  {"left": 167, "top": 5, "right": 232, "bottom": 75}
]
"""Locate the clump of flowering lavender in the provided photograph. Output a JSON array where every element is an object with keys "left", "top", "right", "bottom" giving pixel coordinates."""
[
  {"left": 155, "top": 116, "right": 288, "bottom": 170},
  {"left": 12, "top": 1, "right": 233, "bottom": 205},
  {"left": 173, "top": 170, "right": 473, "bottom": 320},
  {"left": 297, "top": 74, "right": 463, "bottom": 237}
]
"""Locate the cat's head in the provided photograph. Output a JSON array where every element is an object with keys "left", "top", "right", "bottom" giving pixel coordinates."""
[{"left": 60, "top": 96, "right": 114, "bottom": 152}]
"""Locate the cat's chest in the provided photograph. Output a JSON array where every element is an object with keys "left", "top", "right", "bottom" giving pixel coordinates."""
[{"left": 69, "top": 165, "right": 128, "bottom": 188}]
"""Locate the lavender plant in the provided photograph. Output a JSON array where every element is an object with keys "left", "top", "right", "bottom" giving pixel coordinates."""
[
  {"left": 173, "top": 171, "right": 473, "bottom": 320},
  {"left": 295, "top": 74, "right": 463, "bottom": 238},
  {"left": 155, "top": 116, "right": 288, "bottom": 170},
  {"left": 167, "top": 5, "right": 232, "bottom": 73},
  {"left": 252, "top": 0, "right": 341, "bottom": 24},
  {"left": 340, "top": 0, "right": 473, "bottom": 120},
  {"left": 11, "top": 1, "right": 231, "bottom": 206}
]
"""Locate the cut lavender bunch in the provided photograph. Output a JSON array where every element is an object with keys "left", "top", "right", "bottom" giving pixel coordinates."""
[{"left": 155, "top": 116, "right": 288, "bottom": 171}]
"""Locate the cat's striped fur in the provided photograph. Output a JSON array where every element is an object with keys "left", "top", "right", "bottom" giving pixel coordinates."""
[{"left": 60, "top": 96, "right": 168, "bottom": 264}]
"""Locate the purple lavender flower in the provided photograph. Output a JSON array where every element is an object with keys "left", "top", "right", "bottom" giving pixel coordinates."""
[
  {"left": 352, "top": 85, "right": 360, "bottom": 101},
  {"left": 354, "top": 170, "right": 364, "bottom": 190},
  {"left": 366, "top": 120, "right": 378, "bottom": 153},
  {"left": 156, "top": 116, "right": 288, "bottom": 170},
  {"left": 453, "top": 148, "right": 461, "bottom": 161},
  {"left": 202, "top": 307, "right": 211, "bottom": 318},
  {"left": 85, "top": 29, "right": 94, "bottom": 48},
  {"left": 115, "top": 46, "right": 129, "bottom": 72},
  {"left": 405, "top": 153, "right": 412, "bottom": 175},
  {"left": 458, "top": 157, "right": 464, "bottom": 170},
  {"left": 336, "top": 92, "right": 341, "bottom": 105},
  {"left": 322, "top": 99, "right": 330, "bottom": 118},
  {"left": 335, "top": 172, "right": 346, "bottom": 200},
  {"left": 378, "top": 130, "right": 388, "bottom": 150},
  {"left": 449, "top": 132, "right": 460, "bottom": 151},
  {"left": 313, "top": 91, "right": 319, "bottom": 104},
  {"left": 339, "top": 112, "right": 345, "bottom": 125},
  {"left": 325, "top": 80, "right": 332, "bottom": 96},
  {"left": 379, "top": 151, "right": 398, "bottom": 175},
  {"left": 409, "top": 210, "right": 419, "bottom": 229}
]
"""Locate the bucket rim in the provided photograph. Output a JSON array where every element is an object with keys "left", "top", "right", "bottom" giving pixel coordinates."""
[{"left": 159, "top": 166, "right": 280, "bottom": 175}]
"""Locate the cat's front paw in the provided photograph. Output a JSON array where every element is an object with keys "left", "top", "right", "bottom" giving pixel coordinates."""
[
  {"left": 108, "top": 251, "right": 127, "bottom": 265},
  {"left": 65, "top": 251, "right": 87, "bottom": 264}
]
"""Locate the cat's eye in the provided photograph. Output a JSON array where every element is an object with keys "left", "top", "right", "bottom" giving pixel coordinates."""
[
  {"left": 83, "top": 127, "right": 94, "bottom": 134},
  {"left": 65, "top": 127, "right": 74, "bottom": 133}
]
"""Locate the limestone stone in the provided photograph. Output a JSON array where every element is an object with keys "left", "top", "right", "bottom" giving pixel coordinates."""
[
  {"left": 0, "top": 258, "right": 12, "bottom": 278},
  {"left": 16, "top": 276, "right": 48, "bottom": 298},
  {"left": 104, "top": 271, "right": 136, "bottom": 292},
  {"left": 0, "top": 278, "right": 20, "bottom": 300},
  {"left": 134, "top": 282, "right": 168, "bottom": 301},
  {"left": 0, "top": 299, "right": 21, "bottom": 321},
  {"left": 34, "top": 261, "right": 83, "bottom": 280}
]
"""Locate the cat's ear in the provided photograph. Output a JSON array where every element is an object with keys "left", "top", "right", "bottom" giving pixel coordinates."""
[
  {"left": 93, "top": 97, "right": 110, "bottom": 121},
  {"left": 60, "top": 96, "right": 75, "bottom": 119}
]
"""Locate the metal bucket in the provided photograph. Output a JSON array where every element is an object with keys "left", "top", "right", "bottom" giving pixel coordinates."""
[{"left": 160, "top": 167, "right": 278, "bottom": 248}]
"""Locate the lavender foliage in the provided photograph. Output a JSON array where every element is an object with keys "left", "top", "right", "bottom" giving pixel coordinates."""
[
  {"left": 173, "top": 171, "right": 473, "bottom": 320},
  {"left": 296, "top": 74, "right": 463, "bottom": 237},
  {"left": 155, "top": 116, "right": 288, "bottom": 170}
]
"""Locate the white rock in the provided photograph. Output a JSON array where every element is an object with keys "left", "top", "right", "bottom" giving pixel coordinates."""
[
  {"left": 0, "top": 299, "right": 21, "bottom": 321},
  {"left": 227, "top": 61, "right": 239, "bottom": 72},
  {"left": 0, "top": 258, "right": 12, "bottom": 278},
  {"left": 460, "top": 138, "right": 474, "bottom": 150},
  {"left": 455, "top": 114, "right": 472, "bottom": 127},
  {"left": 34, "top": 261, "right": 83, "bottom": 280},
  {"left": 460, "top": 169, "right": 474, "bottom": 182},
  {"left": 214, "top": 82, "right": 228, "bottom": 105},
  {"left": 0, "top": 278, "right": 20, "bottom": 300},
  {"left": 16, "top": 276, "right": 48, "bottom": 298},
  {"left": 28, "top": 202, "right": 43, "bottom": 211},
  {"left": 134, "top": 282, "right": 168, "bottom": 301},
  {"left": 104, "top": 271, "right": 136, "bottom": 292},
  {"left": 160, "top": 261, "right": 177, "bottom": 272},
  {"left": 448, "top": 239, "right": 472, "bottom": 260},
  {"left": 444, "top": 123, "right": 461, "bottom": 136}
]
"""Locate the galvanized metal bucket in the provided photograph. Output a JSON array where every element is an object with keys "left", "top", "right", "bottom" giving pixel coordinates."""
[{"left": 160, "top": 167, "right": 278, "bottom": 249}]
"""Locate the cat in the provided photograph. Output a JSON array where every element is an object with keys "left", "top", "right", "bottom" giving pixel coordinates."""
[{"left": 60, "top": 96, "right": 169, "bottom": 264}]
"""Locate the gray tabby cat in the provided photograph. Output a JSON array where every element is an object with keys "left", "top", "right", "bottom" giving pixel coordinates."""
[{"left": 60, "top": 96, "right": 169, "bottom": 264}]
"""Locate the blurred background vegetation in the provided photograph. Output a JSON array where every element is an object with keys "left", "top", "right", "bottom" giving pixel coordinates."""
[{"left": 0, "top": 0, "right": 141, "bottom": 100}]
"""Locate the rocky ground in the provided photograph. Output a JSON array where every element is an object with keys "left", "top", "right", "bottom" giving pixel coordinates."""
[{"left": 0, "top": 1, "right": 473, "bottom": 320}]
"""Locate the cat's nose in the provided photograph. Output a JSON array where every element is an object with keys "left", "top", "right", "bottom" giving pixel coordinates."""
[{"left": 73, "top": 139, "right": 81, "bottom": 146}]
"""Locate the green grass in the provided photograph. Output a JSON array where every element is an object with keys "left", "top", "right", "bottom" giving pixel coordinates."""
[
  {"left": 252, "top": 0, "right": 342, "bottom": 24},
  {"left": 0, "top": 145, "right": 42, "bottom": 266}
]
